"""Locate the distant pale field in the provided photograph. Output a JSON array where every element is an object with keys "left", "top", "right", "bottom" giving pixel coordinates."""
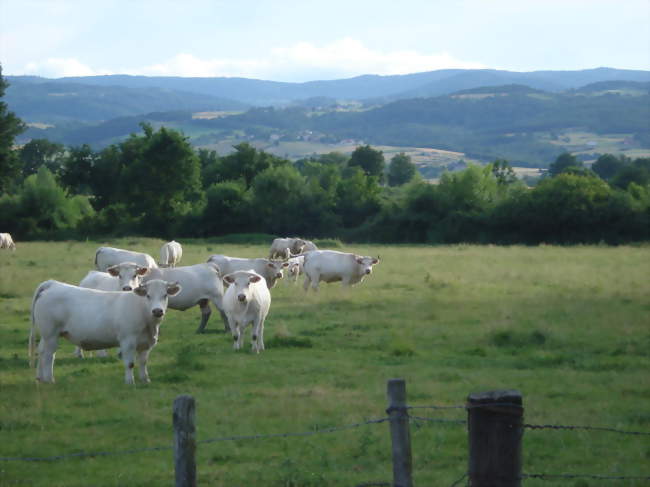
[{"left": 0, "top": 240, "right": 649, "bottom": 486}]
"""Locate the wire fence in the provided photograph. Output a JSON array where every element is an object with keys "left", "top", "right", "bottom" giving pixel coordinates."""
[{"left": 2, "top": 387, "right": 649, "bottom": 486}]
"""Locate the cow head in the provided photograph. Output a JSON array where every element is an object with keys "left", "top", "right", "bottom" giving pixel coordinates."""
[
  {"left": 223, "top": 271, "right": 264, "bottom": 304},
  {"left": 291, "top": 239, "right": 306, "bottom": 254},
  {"left": 266, "top": 260, "right": 290, "bottom": 286},
  {"left": 355, "top": 255, "right": 380, "bottom": 275},
  {"left": 133, "top": 279, "right": 181, "bottom": 318},
  {"left": 106, "top": 262, "right": 150, "bottom": 291}
]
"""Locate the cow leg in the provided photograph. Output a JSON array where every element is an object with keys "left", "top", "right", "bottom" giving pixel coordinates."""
[
  {"left": 196, "top": 299, "right": 211, "bottom": 334},
  {"left": 231, "top": 321, "right": 241, "bottom": 351},
  {"left": 252, "top": 317, "right": 265, "bottom": 353},
  {"left": 74, "top": 346, "right": 85, "bottom": 359},
  {"left": 37, "top": 335, "right": 58, "bottom": 383},
  {"left": 120, "top": 342, "right": 137, "bottom": 384},
  {"left": 309, "top": 273, "right": 320, "bottom": 292},
  {"left": 211, "top": 296, "right": 230, "bottom": 332},
  {"left": 303, "top": 275, "right": 311, "bottom": 292},
  {"left": 137, "top": 349, "right": 151, "bottom": 383}
]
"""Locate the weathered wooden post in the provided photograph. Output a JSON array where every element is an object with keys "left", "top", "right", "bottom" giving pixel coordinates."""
[
  {"left": 387, "top": 378, "right": 413, "bottom": 487},
  {"left": 174, "top": 395, "right": 196, "bottom": 487},
  {"left": 467, "top": 390, "right": 523, "bottom": 487}
]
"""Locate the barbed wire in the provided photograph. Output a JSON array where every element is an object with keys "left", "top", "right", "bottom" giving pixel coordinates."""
[
  {"left": 409, "top": 415, "right": 467, "bottom": 426},
  {"left": 523, "top": 423, "right": 650, "bottom": 436},
  {"left": 449, "top": 472, "right": 468, "bottom": 487},
  {"left": 523, "top": 472, "right": 650, "bottom": 481},
  {"left": 198, "top": 417, "right": 390, "bottom": 444},
  {"left": 0, "top": 417, "right": 390, "bottom": 462}
]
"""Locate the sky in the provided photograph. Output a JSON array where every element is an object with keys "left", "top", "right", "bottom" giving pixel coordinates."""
[{"left": 1, "top": 0, "right": 649, "bottom": 82}]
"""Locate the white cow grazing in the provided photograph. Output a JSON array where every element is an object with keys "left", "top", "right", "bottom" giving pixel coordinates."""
[
  {"left": 95, "top": 246, "right": 158, "bottom": 272},
  {"left": 0, "top": 233, "right": 16, "bottom": 250},
  {"left": 75, "top": 262, "right": 150, "bottom": 358},
  {"left": 302, "top": 240, "right": 318, "bottom": 252},
  {"left": 160, "top": 240, "right": 183, "bottom": 267},
  {"left": 268, "top": 238, "right": 306, "bottom": 260},
  {"left": 222, "top": 271, "right": 271, "bottom": 353},
  {"left": 303, "top": 250, "right": 379, "bottom": 292},
  {"left": 29, "top": 279, "right": 181, "bottom": 384},
  {"left": 207, "top": 255, "right": 289, "bottom": 289},
  {"left": 144, "top": 263, "right": 227, "bottom": 334},
  {"left": 286, "top": 255, "right": 305, "bottom": 284}
]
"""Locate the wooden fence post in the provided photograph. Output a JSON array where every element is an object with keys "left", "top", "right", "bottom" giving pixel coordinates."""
[
  {"left": 174, "top": 395, "right": 196, "bottom": 487},
  {"left": 387, "top": 378, "right": 413, "bottom": 487},
  {"left": 467, "top": 390, "right": 523, "bottom": 487}
]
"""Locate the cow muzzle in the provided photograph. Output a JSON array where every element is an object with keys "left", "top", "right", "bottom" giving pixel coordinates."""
[
  {"left": 276, "top": 272, "right": 283, "bottom": 278},
  {"left": 152, "top": 308, "right": 164, "bottom": 318},
  {"left": 237, "top": 294, "right": 247, "bottom": 303},
  {"left": 365, "top": 269, "right": 372, "bottom": 275}
]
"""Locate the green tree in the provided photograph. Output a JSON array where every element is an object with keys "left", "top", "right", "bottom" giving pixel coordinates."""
[
  {"left": 19, "top": 138, "right": 65, "bottom": 177},
  {"left": 490, "top": 159, "right": 517, "bottom": 186},
  {"left": 548, "top": 152, "right": 583, "bottom": 177},
  {"left": 591, "top": 154, "right": 627, "bottom": 181},
  {"left": 348, "top": 145, "right": 385, "bottom": 183},
  {"left": 202, "top": 180, "right": 251, "bottom": 236},
  {"left": 387, "top": 152, "right": 417, "bottom": 186},
  {"left": 217, "top": 143, "right": 288, "bottom": 189},
  {"left": 120, "top": 124, "right": 204, "bottom": 234},
  {"left": 335, "top": 167, "right": 382, "bottom": 227},
  {"left": 0, "top": 65, "right": 26, "bottom": 192},
  {"left": 60, "top": 144, "right": 96, "bottom": 195}
]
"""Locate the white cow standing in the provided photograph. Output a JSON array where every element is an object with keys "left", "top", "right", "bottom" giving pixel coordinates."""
[
  {"left": 160, "top": 240, "right": 183, "bottom": 267},
  {"left": 302, "top": 250, "right": 379, "bottom": 292},
  {"left": 285, "top": 255, "right": 305, "bottom": 284},
  {"left": 222, "top": 270, "right": 271, "bottom": 353},
  {"left": 268, "top": 238, "right": 305, "bottom": 260},
  {"left": 29, "top": 279, "right": 181, "bottom": 384},
  {"left": 0, "top": 233, "right": 16, "bottom": 251},
  {"left": 95, "top": 246, "right": 158, "bottom": 271},
  {"left": 74, "top": 262, "right": 150, "bottom": 358},
  {"left": 207, "top": 255, "right": 288, "bottom": 289},
  {"left": 144, "top": 263, "right": 227, "bottom": 334}
]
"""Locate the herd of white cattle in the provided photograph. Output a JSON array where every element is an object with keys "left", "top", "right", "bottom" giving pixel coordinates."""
[{"left": 14, "top": 236, "right": 380, "bottom": 384}]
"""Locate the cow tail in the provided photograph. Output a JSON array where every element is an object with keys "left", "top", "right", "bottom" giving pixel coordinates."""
[{"left": 29, "top": 281, "right": 52, "bottom": 368}]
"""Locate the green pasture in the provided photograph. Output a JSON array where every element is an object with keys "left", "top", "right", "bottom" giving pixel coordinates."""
[{"left": 0, "top": 240, "right": 649, "bottom": 486}]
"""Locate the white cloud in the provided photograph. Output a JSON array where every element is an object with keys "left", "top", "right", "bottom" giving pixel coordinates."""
[
  {"left": 17, "top": 39, "right": 486, "bottom": 81},
  {"left": 23, "top": 58, "right": 109, "bottom": 78}
]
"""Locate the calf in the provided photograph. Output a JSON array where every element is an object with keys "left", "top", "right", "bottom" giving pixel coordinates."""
[
  {"left": 285, "top": 255, "right": 305, "bottom": 284},
  {"left": 75, "top": 262, "right": 150, "bottom": 358},
  {"left": 303, "top": 250, "right": 379, "bottom": 292},
  {"left": 207, "top": 255, "right": 288, "bottom": 289},
  {"left": 268, "top": 238, "right": 305, "bottom": 260},
  {"left": 222, "top": 271, "right": 271, "bottom": 353},
  {"left": 29, "top": 279, "right": 181, "bottom": 384},
  {"left": 95, "top": 246, "right": 158, "bottom": 271},
  {"left": 160, "top": 240, "right": 183, "bottom": 267},
  {"left": 144, "top": 263, "right": 227, "bottom": 334},
  {"left": 0, "top": 233, "right": 16, "bottom": 251}
]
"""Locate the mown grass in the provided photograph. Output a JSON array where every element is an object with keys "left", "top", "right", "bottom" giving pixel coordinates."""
[{"left": 0, "top": 240, "right": 648, "bottom": 486}]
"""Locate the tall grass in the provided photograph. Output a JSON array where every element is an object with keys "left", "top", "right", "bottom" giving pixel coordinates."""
[{"left": 0, "top": 241, "right": 648, "bottom": 486}]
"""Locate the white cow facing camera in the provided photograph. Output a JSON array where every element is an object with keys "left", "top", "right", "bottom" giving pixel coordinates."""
[{"left": 222, "top": 270, "right": 271, "bottom": 353}]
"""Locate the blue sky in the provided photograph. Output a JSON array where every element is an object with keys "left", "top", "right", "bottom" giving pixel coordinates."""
[{"left": 1, "top": 0, "right": 649, "bottom": 82}]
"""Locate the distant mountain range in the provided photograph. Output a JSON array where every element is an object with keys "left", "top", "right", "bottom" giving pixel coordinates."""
[{"left": 6, "top": 68, "right": 650, "bottom": 166}]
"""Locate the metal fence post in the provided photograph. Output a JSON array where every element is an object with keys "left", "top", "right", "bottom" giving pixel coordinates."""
[
  {"left": 467, "top": 390, "right": 523, "bottom": 487},
  {"left": 387, "top": 378, "right": 413, "bottom": 487},
  {"left": 174, "top": 395, "right": 196, "bottom": 487}
]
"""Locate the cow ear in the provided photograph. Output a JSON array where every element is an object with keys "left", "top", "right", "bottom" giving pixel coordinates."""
[
  {"left": 267, "top": 262, "right": 275, "bottom": 268},
  {"left": 136, "top": 266, "right": 149, "bottom": 276},
  {"left": 107, "top": 265, "right": 120, "bottom": 277},
  {"left": 249, "top": 275, "right": 262, "bottom": 283},
  {"left": 371, "top": 258, "right": 378, "bottom": 265},
  {"left": 282, "top": 262, "right": 289, "bottom": 267},
  {"left": 167, "top": 282, "right": 182, "bottom": 296},
  {"left": 355, "top": 258, "right": 364, "bottom": 265},
  {"left": 133, "top": 285, "right": 147, "bottom": 297},
  {"left": 223, "top": 274, "right": 235, "bottom": 285}
]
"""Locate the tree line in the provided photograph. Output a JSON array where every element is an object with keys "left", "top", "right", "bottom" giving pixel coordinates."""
[{"left": 1, "top": 69, "right": 649, "bottom": 244}]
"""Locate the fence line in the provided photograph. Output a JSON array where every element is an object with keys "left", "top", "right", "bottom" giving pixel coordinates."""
[{"left": 1, "top": 383, "right": 649, "bottom": 487}]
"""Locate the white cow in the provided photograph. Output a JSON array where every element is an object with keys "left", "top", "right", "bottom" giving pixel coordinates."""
[
  {"left": 160, "top": 240, "right": 183, "bottom": 268},
  {"left": 302, "top": 250, "right": 379, "bottom": 292},
  {"left": 0, "top": 233, "right": 16, "bottom": 250},
  {"left": 285, "top": 255, "right": 305, "bottom": 284},
  {"left": 75, "top": 262, "right": 151, "bottom": 358},
  {"left": 207, "top": 255, "right": 288, "bottom": 289},
  {"left": 29, "top": 279, "right": 181, "bottom": 384},
  {"left": 268, "top": 238, "right": 306, "bottom": 260},
  {"left": 222, "top": 271, "right": 271, "bottom": 353},
  {"left": 95, "top": 246, "right": 158, "bottom": 272},
  {"left": 144, "top": 263, "right": 227, "bottom": 334},
  {"left": 302, "top": 240, "right": 318, "bottom": 252}
]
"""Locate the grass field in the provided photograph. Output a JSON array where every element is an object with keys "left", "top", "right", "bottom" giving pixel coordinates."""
[{"left": 1, "top": 240, "right": 649, "bottom": 486}]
